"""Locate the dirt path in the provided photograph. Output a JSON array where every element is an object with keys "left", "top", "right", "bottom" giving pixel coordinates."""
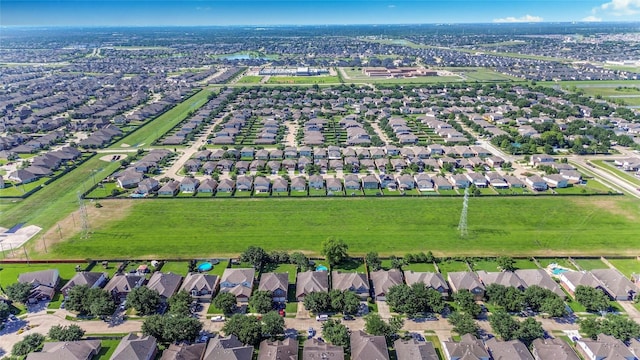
[
  {"left": 285, "top": 121, "right": 298, "bottom": 147},
  {"left": 370, "top": 121, "right": 391, "bottom": 144}
]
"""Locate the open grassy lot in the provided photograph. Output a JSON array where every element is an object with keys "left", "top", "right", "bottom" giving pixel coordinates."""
[
  {"left": 607, "top": 258, "right": 640, "bottom": 277},
  {"left": 513, "top": 258, "right": 539, "bottom": 270},
  {"left": 574, "top": 258, "right": 608, "bottom": 271},
  {"left": 237, "top": 75, "right": 263, "bottom": 83},
  {"left": 0, "top": 262, "right": 87, "bottom": 287},
  {"left": 468, "top": 259, "right": 501, "bottom": 272},
  {"left": 267, "top": 76, "right": 341, "bottom": 84},
  {"left": 159, "top": 261, "right": 190, "bottom": 275},
  {"left": 39, "top": 195, "right": 640, "bottom": 259},
  {"left": 112, "top": 88, "right": 213, "bottom": 148},
  {"left": 333, "top": 258, "right": 366, "bottom": 273}
]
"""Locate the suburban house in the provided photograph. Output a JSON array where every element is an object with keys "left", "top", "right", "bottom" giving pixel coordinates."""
[
  {"left": 202, "top": 334, "right": 253, "bottom": 360},
  {"left": 576, "top": 334, "right": 636, "bottom": 360},
  {"left": 590, "top": 269, "right": 639, "bottom": 301},
  {"left": 296, "top": 271, "right": 329, "bottom": 301},
  {"left": 326, "top": 178, "right": 343, "bottom": 193},
  {"left": 179, "top": 273, "right": 219, "bottom": 302},
  {"left": 137, "top": 178, "right": 160, "bottom": 195},
  {"left": 110, "top": 333, "right": 157, "bottom": 360},
  {"left": 477, "top": 270, "right": 526, "bottom": 290},
  {"left": 404, "top": 271, "right": 450, "bottom": 297},
  {"left": 217, "top": 178, "right": 235, "bottom": 193},
  {"left": 332, "top": 271, "right": 370, "bottom": 300},
  {"left": 258, "top": 338, "right": 298, "bottom": 360},
  {"left": 370, "top": 269, "right": 404, "bottom": 301},
  {"left": 158, "top": 180, "right": 180, "bottom": 196},
  {"left": 525, "top": 175, "right": 548, "bottom": 191},
  {"left": 179, "top": 177, "right": 200, "bottom": 193},
  {"left": 258, "top": 272, "right": 289, "bottom": 303},
  {"left": 394, "top": 338, "right": 439, "bottom": 360},
  {"left": 303, "top": 338, "right": 344, "bottom": 360},
  {"left": 531, "top": 338, "right": 580, "bottom": 360},
  {"left": 220, "top": 268, "right": 256, "bottom": 303},
  {"left": 159, "top": 343, "right": 206, "bottom": 360},
  {"left": 18, "top": 269, "right": 60, "bottom": 303},
  {"left": 504, "top": 175, "right": 525, "bottom": 188},
  {"left": 559, "top": 271, "right": 604, "bottom": 296},
  {"left": 254, "top": 176, "right": 271, "bottom": 193},
  {"left": 531, "top": 154, "right": 555, "bottom": 166},
  {"left": 103, "top": 274, "right": 145, "bottom": 302},
  {"left": 26, "top": 340, "right": 101, "bottom": 360},
  {"left": 414, "top": 174, "right": 434, "bottom": 192},
  {"left": 308, "top": 175, "right": 324, "bottom": 190},
  {"left": 515, "top": 269, "right": 566, "bottom": 298},
  {"left": 361, "top": 174, "right": 379, "bottom": 190},
  {"left": 61, "top": 271, "right": 108, "bottom": 298},
  {"left": 485, "top": 338, "right": 534, "bottom": 360},
  {"left": 447, "top": 272, "right": 485, "bottom": 301},
  {"left": 433, "top": 175, "right": 453, "bottom": 191},
  {"left": 350, "top": 330, "right": 390, "bottom": 360},
  {"left": 198, "top": 179, "right": 218, "bottom": 194},
  {"left": 290, "top": 177, "right": 307, "bottom": 192},
  {"left": 442, "top": 334, "right": 490, "bottom": 360},
  {"left": 236, "top": 175, "right": 253, "bottom": 192},
  {"left": 543, "top": 174, "right": 568, "bottom": 188},
  {"left": 146, "top": 272, "right": 183, "bottom": 301}
]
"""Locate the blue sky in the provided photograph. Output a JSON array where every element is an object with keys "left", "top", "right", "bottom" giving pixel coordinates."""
[{"left": 2, "top": 0, "right": 639, "bottom": 26}]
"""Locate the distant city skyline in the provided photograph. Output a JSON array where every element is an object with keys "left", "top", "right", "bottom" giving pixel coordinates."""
[{"left": 2, "top": 0, "right": 639, "bottom": 27}]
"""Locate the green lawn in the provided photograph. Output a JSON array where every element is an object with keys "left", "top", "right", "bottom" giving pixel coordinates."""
[
  {"left": 267, "top": 76, "right": 341, "bottom": 84},
  {"left": 424, "top": 335, "right": 445, "bottom": 360},
  {"left": 468, "top": 259, "right": 501, "bottom": 272},
  {"left": 574, "top": 258, "right": 608, "bottom": 271},
  {"left": 0, "top": 263, "right": 88, "bottom": 287},
  {"left": 334, "top": 258, "right": 367, "bottom": 273},
  {"left": 403, "top": 262, "right": 436, "bottom": 272},
  {"left": 0, "top": 177, "right": 49, "bottom": 197},
  {"left": 36, "top": 195, "right": 640, "bottom": 259},
  {"left": 437, "top": 260, "right": 469, "bottom": 276},
  {"left": 607, "top": 258, "right": 640, "bottom": 277},
  {"left": 94, "top": 339, "right": 121, "bottom": 360},
  {"left": 513, "top": 258, "right": 540, "bottom": 270},
  {"left": 263, "top": 263, "right": 298, "bottom": 284},
  {"left": 112, "top": 88, "right": 213, "bottom": 148},
  {"left": 159, "top": 261, "right": 190, "bottom": 275},
  {"left": 591, "top": 160, "right": 640, "bottom": 187},
  {"left": 237, "top": 75, "right": 263, "bottom": 83}
]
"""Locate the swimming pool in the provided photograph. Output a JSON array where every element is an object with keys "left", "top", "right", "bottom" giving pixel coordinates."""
[
  {"left": 316, "top": 265, "right": 328, "bottom": 271},
  {"left": 551, "top": 267, "right": 568, "bottom": 275},
  {"left": 198, "top": 262, "right": 213, "bottom": 272}
]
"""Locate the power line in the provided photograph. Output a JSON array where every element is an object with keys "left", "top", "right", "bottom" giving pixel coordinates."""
[
  {"left": 457, "top": 187, "right": 469, "bottom": 238},
  {"left": 78, "top": 192, "right": 90, "bottom": 239}
]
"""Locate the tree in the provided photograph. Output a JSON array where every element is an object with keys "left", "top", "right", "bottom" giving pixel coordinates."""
[
  {"left": 142, "top": 314, "right": 202, "bottom": 343},
  {"left": 497, "top": 256, "right": 516, "bottom": 272},
  {"left": 322, "top": 319, "right": 350, "bottom": 348},
  {"left": 579, "top": 314, "right": 640, "bottom": 341},
  {"left": 303, "top": 291, "right": 331, "bottom": 313},
  {"left": 387, "top": 284, "right": 418, "bottom": 315},
  {"left": 222, "top": 314, "right": 263, "bottom": 346},
  {"left": 163, "top": 315, "right": 203, "bottom": 343},
  {"left": 539, "top": 296, "right": 567, "bottom": 318},
  {"left": 365, "top": 252, "right": 382, "bottom": 271},
  {"left": 453, "top": 290, "right": 482, "bottom": 318},
  {"left": 0, "top": 301, "right": 10, "bottom": 323},
  {"left": 48, "top": 324, "right": 85, "bottom": 341},
  {"left": 321, "top": 237, "right": 349, "bottom": 267},
  {"left": 5, "top": 282, "right": 32, "bottom": 304},
  {"left": 126, "top": 286, "right": 161, "bottom": 316},
  {"left": 261, "top": 311, "right": 285, "bottom": 338},
  {"left": 250, "top": 291, "right": 274, "bottom": 314},
  {"left": 12, "top": 333, "right": 45, "bottom": 357},
  {"left": 87, "top": 288, "right": 116, "bottom": 317},
  {"left": 65, "top": 285, "right": 90, "bottom": 313},
  {"left": 168, "top": 291, "right": 193, "bottom": 317},
  {"left": 290, "top": 252, "right": 311, "bottom": 271},
  {"left": 213, "top": 292, "right": 237, "bottom": 315},
  {"left": 240, "top": 246, "right": 268, "bottom": 269},
  {"left": 489, "top": 311, "right": 520, "bottom": 341},
  {"left": 413, "top": 283, "right": 445, "bottom": 314},
  {"left": 448, "top": 312, "right": 479, "bottom": 336},
  {"left": 575, "top": 286, "right": 610, "bottom": 313},
  {"left": 364, "top": 313, "right": 403, "bottom": 340},
  {"left": 516, "top": 317, "right": 544, "bottom": 346}
]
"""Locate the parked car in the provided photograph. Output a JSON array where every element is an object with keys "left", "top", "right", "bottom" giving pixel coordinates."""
[
  {"left": 342, "top": 314, "right": 355, "bottom": 321},
  {"left": 211, "top": 315, "right": 226, "bottom": 322},
  {"left": 307, "top": 327, "right": 315, "bottom": 337},
  {"left": 316, "top": 314, "right": 329, "bottom": 321}
]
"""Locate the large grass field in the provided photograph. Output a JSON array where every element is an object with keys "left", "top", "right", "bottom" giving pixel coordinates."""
[
  {"left": 40, "top": 195, "right": 640, "bottom": 259},
  {"left": 112, "top": 88, "right": 213, "bottom": 148}
]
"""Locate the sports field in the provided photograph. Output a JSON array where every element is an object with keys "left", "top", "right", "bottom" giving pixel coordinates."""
[{"left": 42, "top": 195, "right": 640, "bottom": 259}]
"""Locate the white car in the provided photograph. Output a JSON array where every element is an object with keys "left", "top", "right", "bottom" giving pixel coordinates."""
[
  {"left": 211, "top": 315, "right": 226, "bottom": 322},
  {"left": 316, "top": 314, "right": 329, "bottom": 321}
]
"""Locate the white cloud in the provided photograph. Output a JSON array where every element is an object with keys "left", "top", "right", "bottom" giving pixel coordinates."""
[
  {"left": 581, "top": 15, "right": 602, "bottom": 21},
  {"left": 493, "top": 14, "right": 544, "bottom": 23},
  {"left": 388, "top": 4, "right": 396, "bottom": 8},
  {"left": 599, "top": 0, "right": 640, "bottom": 15}
]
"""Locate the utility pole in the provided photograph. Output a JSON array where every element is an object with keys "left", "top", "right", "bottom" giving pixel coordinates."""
[
  {"left": 78, "top": 192, "right": 90, "bottom": 239},
  {"left": 42, "top": 235, "right": 48, "bottom": 253},
  {"left": 457, "top": 187, "right": 469, "bottom": 238}
]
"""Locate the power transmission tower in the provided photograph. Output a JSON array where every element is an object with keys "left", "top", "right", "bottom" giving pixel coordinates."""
[
  {"left": 77, "top": 192, "right": 90, "bottom": 239},
  {"left": 457, "top": 187, "right": 469, "bottom": 238}
]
